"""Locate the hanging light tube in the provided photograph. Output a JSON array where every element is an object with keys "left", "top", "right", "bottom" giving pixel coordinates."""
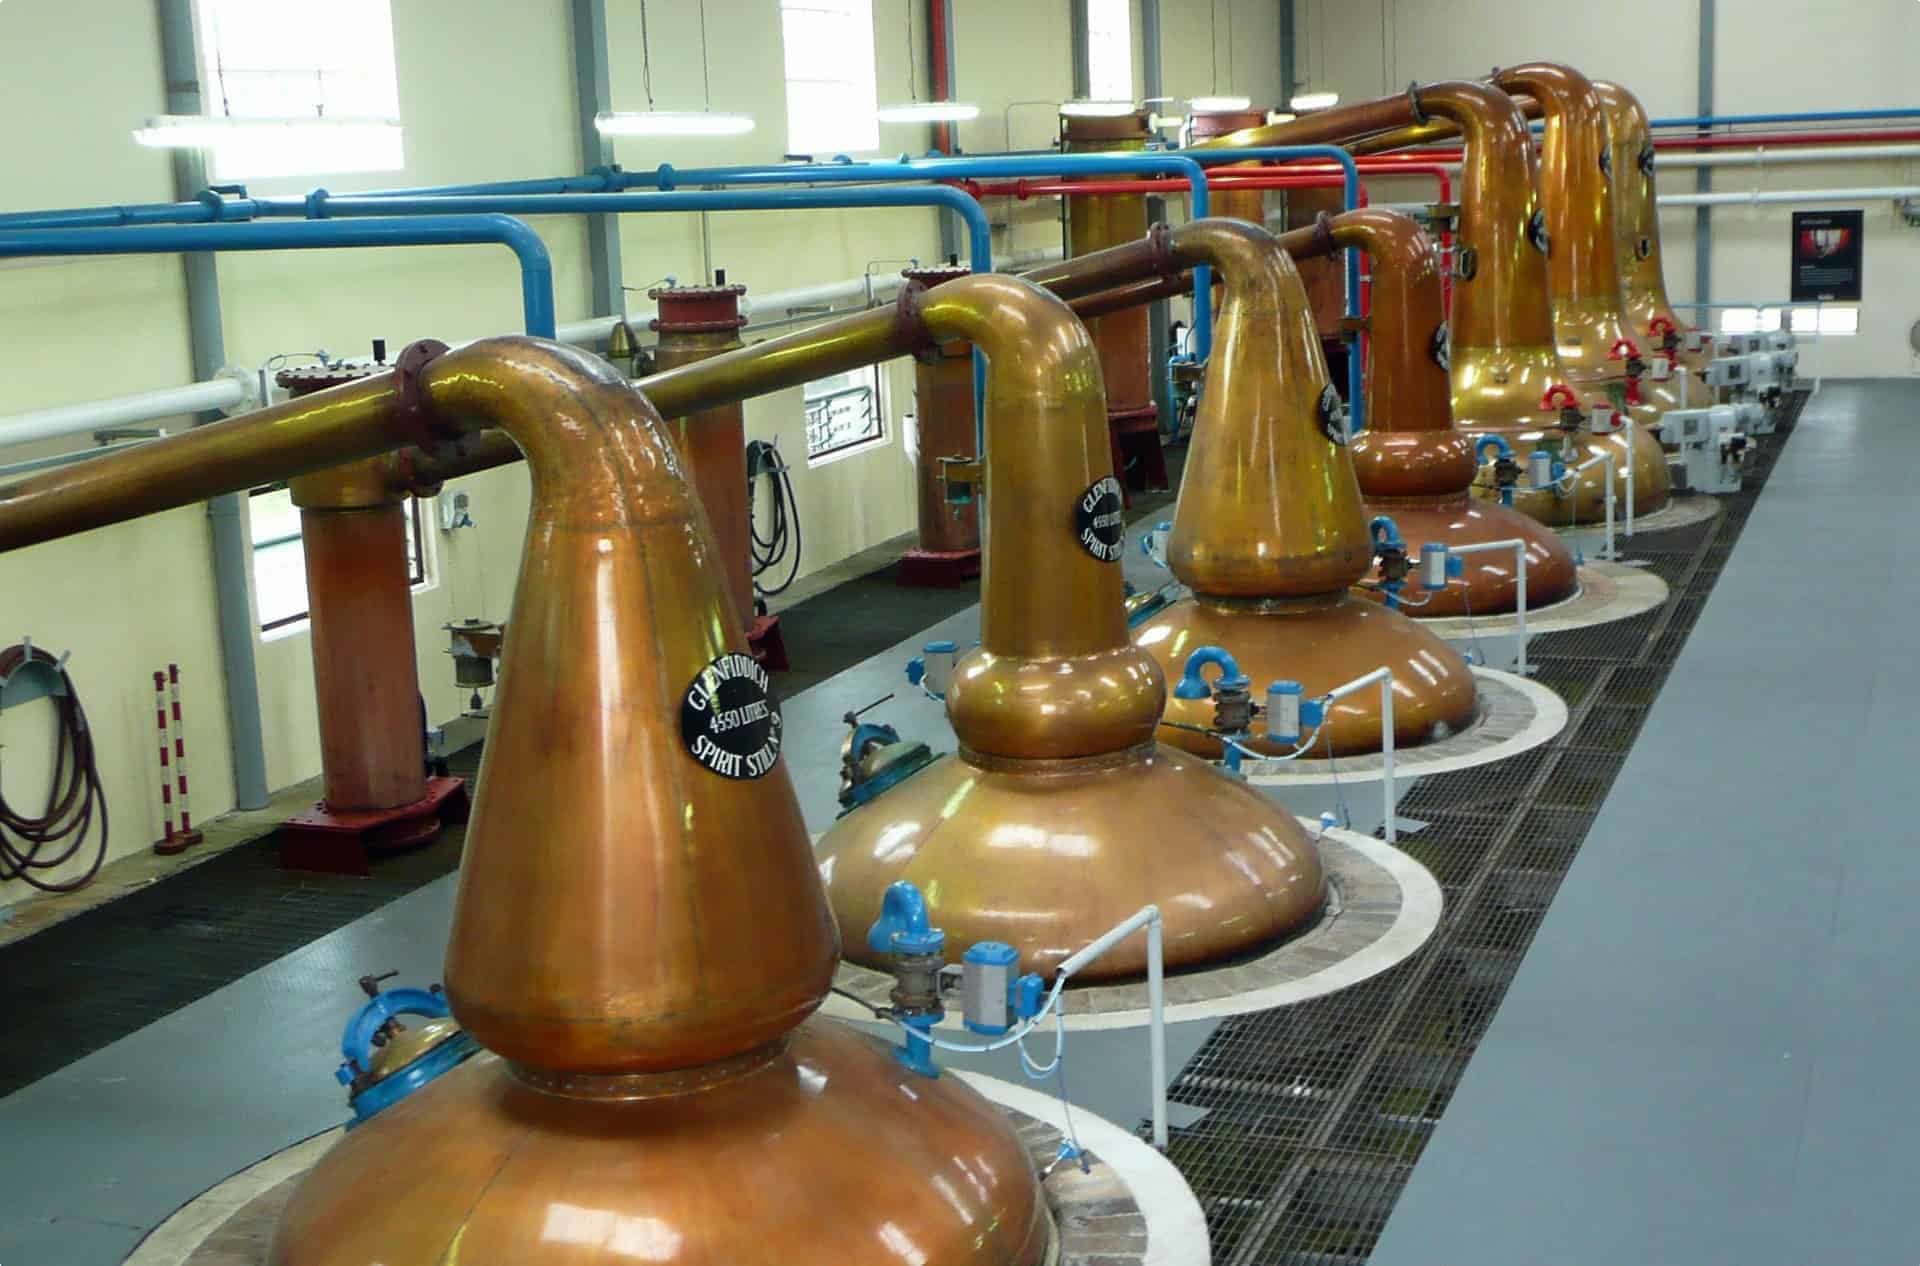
[
  {"left": 594, "top": 111, "right": 755, "bottom": 138},
  {"left": 1288, "top": 91, "right": 1340, "bottom": 112},
  {"left": 875, "top": 101, "right": 981, "bottom": 124},
  {"left": 132, "top": 114, "right": 402, "bottom": 149},
  {"left": 1189, "top": 95, "right": 1253, "bottom": 112},
  {"left": 1059, "top": 100, "right": 1139, "bottom": 117}
]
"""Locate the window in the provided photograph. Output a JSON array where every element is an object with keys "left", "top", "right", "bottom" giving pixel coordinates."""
[
  {"left": 804, "top": 365, "right": 886, "bottom": 464},
  {"left": 1717, "top": 306, "right": 1857, "bottom": 337},
  {"left": 1085, "top": 0, "right": 1133, "bottom": 102},
  {"left": 250, "top": 485, "right": 429, "bottom": 632},
  {"left": 780, "top": 0, "right": 879, "bottom": 157},
  {"left": 196, "top": 0, "right": 404, "bottom": 181}
]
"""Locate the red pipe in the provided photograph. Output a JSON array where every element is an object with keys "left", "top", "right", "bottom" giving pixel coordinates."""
[{"left": 1324, "top": 126, "right": 1920, "bottom": 166}]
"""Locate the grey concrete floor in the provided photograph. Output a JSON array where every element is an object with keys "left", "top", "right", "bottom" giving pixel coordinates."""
[
  {"left": 1371, "top": 381, "right": 1917, "bottom": 1266},
  {"left": 0, "top": 411, "right": 1740, "bottom": 1264}
]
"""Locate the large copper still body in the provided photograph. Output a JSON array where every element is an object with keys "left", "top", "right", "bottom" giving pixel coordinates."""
[
  {"left": 817, "top": 241, "right": 1326, "bottom": 983},
  {"left": 1063, "top": 221, "right": 1476, "bottom": 756},
  {"left": 897, "top": 263, "right": 982, "bottom": 585},
  {"left": 1203, "top": 79, "right": 1670, "bottom": 524},
  {"left": 0, "top": 331, "right": 1058, "bottom": 1264},
  {"left": 1278, "top": 210, "right": 1579, "bottom": 618},
  {"left": 1062, "top": 109, "right": 1165, "bottom": 492},
  {"left": 1594, "top": 79, "right": 1715, "bottom": 377}
]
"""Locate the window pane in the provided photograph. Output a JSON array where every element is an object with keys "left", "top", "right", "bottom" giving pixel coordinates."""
[
  {"left": 1819, "top": 306, "right": 1859, "bottom": 335},
  {"left": 1086, "top": 0, "right": 1132, "bottom": 102},
  {"left": 781, "top": 0, "right": 879, "bottom": 156},
  {"left": 250, "top": 487, "right": 309, "bottom": 629},
  {"left": 1718, "top": 308, "right": 1758, "bottom": 335},
  {"left": 805, "top": 364, "right": 886, "bottom": 463},
  {"left": 1788, "top": 307, "right": 1819, "bottom": 333}
]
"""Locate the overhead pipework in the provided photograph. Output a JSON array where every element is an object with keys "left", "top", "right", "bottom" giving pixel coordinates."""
[
  {"left": 1277, "top": 209, "right": 1579, "bottom": 619},
  {"left": 0, "top": 328, "right": 1060, "bottom": 1266},
  {"left": 1208, "top": 78, "right": 1670, "bottom": 525},
  {"left": 1053, "top": 220, "right": 1478, "bottom": 757},
  {"left": 803, "top": 245, "right": 1328, "bottom": 984}
]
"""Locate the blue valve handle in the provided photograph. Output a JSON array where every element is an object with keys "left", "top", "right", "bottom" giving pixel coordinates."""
[
  {"left": 336, "top": 986, "right": 451, "bottom": 1085},
  {"left": 1368, "top": 515, "right": 1405, "bottom": 553},
  {"left": 1173, "top": 645, "right": 1249, "bottom": 700},
  {"left": 867, "top": 880, "right": 946, "bottom": 957}
]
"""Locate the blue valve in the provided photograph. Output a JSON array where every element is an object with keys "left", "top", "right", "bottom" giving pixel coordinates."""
[
  {"left": 334, "top": 978, "right": 478, "bottom": 1126},
  {"left": 867, "top": 882, "right": 946, "bottom": 1078},
  {"left": 1173, "top": 645, "right": 1249, "bottom": 700},
  {"left": 1369, "top": 516, "right": 1411, "bottom": 610}
]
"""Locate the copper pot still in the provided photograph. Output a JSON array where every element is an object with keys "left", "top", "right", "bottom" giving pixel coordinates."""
[
  {"left": 1275, "top": 209, "right": 1579, "bottom": 618},
  {"left": 1200, "top": 78, "right": 1669, "bottom": 524}
]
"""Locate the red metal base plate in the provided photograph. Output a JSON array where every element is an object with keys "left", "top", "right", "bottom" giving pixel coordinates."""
[
  {"left": 895, "top": 547, "right": 981, "bottom": 588},
  {"left": 277, "top": 776, "right": 469, "bottom": 876},
  {"left": 151, "top": 829, "right": 204, "bottom": 857},
  {"left": 1107, "top": 405, "right": 1168, "bottom": 502},
  {"left": 748, "top": 613, "right": 789, "bottom": 673}
]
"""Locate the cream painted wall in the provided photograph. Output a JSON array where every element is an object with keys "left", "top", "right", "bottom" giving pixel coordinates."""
[
  {"left": 1288, "top": 0, "right": 1920, "bottom": 378},
  {"left": 0, "top": 0, "right": 1299, "bottom": 902}
]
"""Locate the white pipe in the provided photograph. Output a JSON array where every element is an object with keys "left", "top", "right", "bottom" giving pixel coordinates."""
[
  {"left": 1660, "top": 185, "right": 1920, "bottom": 207},
  {"left": 0, "top": 373, "right": 250, "bottom": 450},
  {"left": 1655, "top": 144, "right": 1920, "bottom": 169},
  {"left": 1319, "top": 667, "right": 1396, "bottom": 845},
  {"left": 1445, "top": 538, "right": 1530, "bottom": 676}
]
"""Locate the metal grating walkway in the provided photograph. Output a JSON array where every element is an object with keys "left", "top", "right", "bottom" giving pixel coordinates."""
[{"left": 1161, "top": 394, "right": 1808, "bottom": 1265}]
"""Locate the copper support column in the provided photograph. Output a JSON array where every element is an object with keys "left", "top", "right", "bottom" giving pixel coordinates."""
[
  {"left": 818, "top": 266, "right": 1325, "bottom": 981},
  {"left": 1595, "top": 79, "right": 1716, "bottom": 377},
  {"left": 1277, "top": 210, "right": 1579, "bottom": 617},
  {"left": 0, "top": 335, "right": 1053, "bottom": 1266},
  {"left": 1062, "top": 108, "right": 1167, "bottom": 496},
  {"left": 1201, "top": 80, "right": 1670, "bottom": 523},
  {"left": 896, "top": 263, "right": 982, "bottom": 587},
  {"left": 650, "top": 280, "right": 787, "bottom": 669},
  {"left": 275, "top": 365, "right": 465, "bottom": 873}
]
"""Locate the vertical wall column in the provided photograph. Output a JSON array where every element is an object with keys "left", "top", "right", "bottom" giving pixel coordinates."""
[
  {"left": 1140, "top": 0, "right": 1174, "bottom": 432},
  {"left": 571, "top": 0, "right": 625, "bottom": 318},
  {"left": 1693, "top": 0, "right": 1715, "bottom": 322},
  {"left": 154, "top": 0, "right": 269, "bottom": 811}
]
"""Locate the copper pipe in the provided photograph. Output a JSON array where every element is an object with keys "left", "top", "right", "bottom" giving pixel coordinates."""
[
  {"left": 1595, "top": 79, "right": 1712, "bottom": 371},
  {"left": 902, "top": 264, "right": 982, "bottom": 562},
  {"left": 1186, "top": 107, "right": 1274, "bottom": 226}
]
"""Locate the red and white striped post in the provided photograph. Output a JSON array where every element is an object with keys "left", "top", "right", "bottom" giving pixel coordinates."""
[
  {"left": 167, "top": 664, "right": 200, "bottom": 847},
  {"left": 151, "top": 664, "right": 202, "bottom": 855}
]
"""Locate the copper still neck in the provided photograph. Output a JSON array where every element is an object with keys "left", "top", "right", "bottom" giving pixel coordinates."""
[
  {"left": 1491, "top": 63, "right": 1625, "bottom": 313},
  {"left": 1593, "top": 79, "right": 1688, "bottom": 345}
]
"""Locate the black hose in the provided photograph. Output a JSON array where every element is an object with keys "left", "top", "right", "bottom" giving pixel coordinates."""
[
  {"left": 746, "top": 438, "right": 803, "bottom": 599},
  {"left": 0, "top": 643, "right": 108, "bottom": 892}
]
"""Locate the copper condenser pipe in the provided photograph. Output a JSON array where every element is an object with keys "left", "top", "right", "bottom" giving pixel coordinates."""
[
  {"left": 816, "top": 266, "right": 1325, "bottom": 981},
  {"left": 1201, "top": 80, "right": 1670, "bottom": 524},
  {"left": 1277, "top": 210, "right": 1579, "bottom": 618},
  {"left": 896, "top": 261, "right": 982, "bottom": 586},
  {"left": 1594, "top": 79, "right": 1716, "bottom": 376}
]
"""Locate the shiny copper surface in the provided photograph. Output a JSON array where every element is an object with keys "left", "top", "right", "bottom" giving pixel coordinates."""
[
  {"left": 418, "top": 339, "right": 838, "bottom": 1074},
  {"left": 272, "top": 1021, "right": 1051, "bottom": 1266},
  {"left": 1273, "top": 210, "right": 1578, "bottom": 617},
  {"left": 651, "top": 286, "right": 755, "bottom": 633},
  {"left": 1063, "top": 111, "right": 1155, "bottom": 419},
  {"left": 292, "top": 496, "right": 427, "bottom": 811},
  {"left": 1593, "top": 80, "right": 1714, "bottom": 373},
  {"left": 1200, "top": 82, "right": 1670, "bottom": 523},
  {"left": 819, "top": 259, "right": 1325, "bottom": 976},
  {"left": 903, "top": 265, "right": 981, "bottom": 557},
  {"left": 1186, "top": 108, "right": 1272, "bottom": 230},
  {"left": 825, "top": 743, "right": 1324, "bottom": 979}
]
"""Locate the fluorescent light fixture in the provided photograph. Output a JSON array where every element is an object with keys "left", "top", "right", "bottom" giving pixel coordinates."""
[
  {"left": 1149, "top": 113, "right": 1186, "bottom": 131},
  {"left": 1288, "top": 91, "right": 1340, "bottom": 112},
  {"left": 1059, "top": 100, "right": 1138, "bottom": 118},
  {"left": 875, "top": 101, "right": 982, "bottom": 124},
  {"left": 1266, "top": 110, "right": 1297, "bottom": 125},
  {"left": 132, "top": 114, "right": 401, "bottom": 149},
  {"left": 594, "top": 111, "right": 756, "bottom": 138},
  {"left": 1189, "top": 95, "right": 1253, "bottom": 112}
]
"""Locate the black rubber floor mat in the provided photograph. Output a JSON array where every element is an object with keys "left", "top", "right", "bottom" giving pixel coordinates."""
[
  {"left": 0, "top": 742, "right": 484, "bottom": 1099},
  {"left": 1161, "top": 390, "right": 1810, "bottom": 1265}
]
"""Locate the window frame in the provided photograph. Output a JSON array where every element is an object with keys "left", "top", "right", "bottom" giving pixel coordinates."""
[
  {"left": 778, "top": 0, "right": 881, "bottom": 158},
  {"left": 1716, "top": 304, "right": 1857, "bottom": 338},
  {"left": 802, "top": 363, "right": 889, "bottom": 467},
  {"left": 1084, "top": 0, "right": 1134, "bottom": 104}
]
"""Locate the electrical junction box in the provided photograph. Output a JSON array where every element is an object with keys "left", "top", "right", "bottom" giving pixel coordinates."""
[
  {"left": 1704, "top": 356, "right": 1750, "bottom": 390},
  {"left": 1659, "top": 406, "right": 1745, "bottom": 495},
  {"left": 961, "top": 941, "right": 1019, "bottom": 1035}
]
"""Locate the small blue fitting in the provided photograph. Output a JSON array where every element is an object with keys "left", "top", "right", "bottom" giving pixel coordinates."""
[
  {"left": 1014, "top": 973, "right": 1044, "bottom": 1021},
  {"left": 867, "top": 880, "right": 946, "bottom": 957},
  {"left": 1173, "top": 645, "right": 1248, "bottom": 701},
  {"left": 1368, "top": 515, "right": 1405, "bottom": 552},
  {"left": 1301, "top": 697, "right": 1327, "bottom": 730}
]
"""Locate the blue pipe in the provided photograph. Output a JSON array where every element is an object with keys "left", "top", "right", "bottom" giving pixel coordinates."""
[
  {"left": 0, "top": 216, "right": 556, "bottom": 337},
  {"left": 620, "top": 154, "right": 1217, "bottom": 365},
  {"left": 1169, "top": 145, "right": 1366, "bottom": 435},
  {"left": 267, "top": 185, "right": 994, "bottom": 446},
  {"left": 1649, "top": 108, "right": 1920, "bottom": 129}
]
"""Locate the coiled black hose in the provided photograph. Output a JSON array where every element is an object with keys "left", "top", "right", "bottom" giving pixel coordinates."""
[
  {"left": 0, "top": 644, "right": 108, "bottom": 892},
  {"left": 746, "top": 438, "right": 803, "bottom": 600}
]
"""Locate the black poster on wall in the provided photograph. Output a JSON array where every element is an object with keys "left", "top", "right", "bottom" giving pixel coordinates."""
[{"left": 1790, "top": 210, "right": 1864, "bottom": 302}]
